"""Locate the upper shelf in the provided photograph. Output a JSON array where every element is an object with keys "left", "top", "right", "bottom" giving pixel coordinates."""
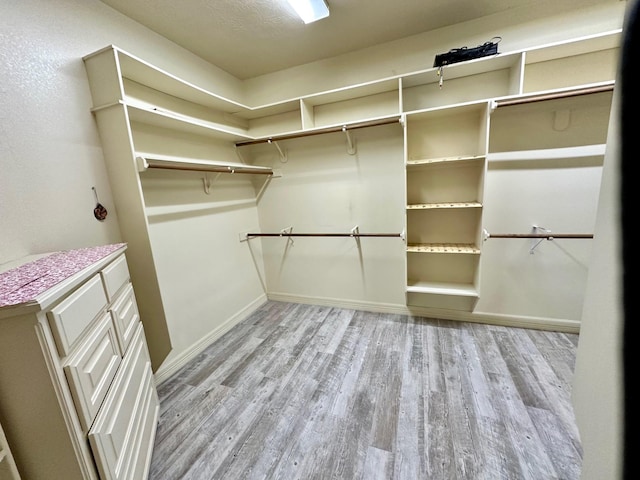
[
  {"left": 125, "top": 102, "right": 253, "bottom": 142},
  {"left": 487, "top": 144, "right": 607, "bottom": 162},
  {"left": 83, "top": 28, "right": 621, "bottom": 144}
]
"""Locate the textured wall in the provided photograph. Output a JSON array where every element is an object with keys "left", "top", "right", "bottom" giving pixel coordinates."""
[{"left": 0, "top": 0, "right": 241, "bottom": 263}]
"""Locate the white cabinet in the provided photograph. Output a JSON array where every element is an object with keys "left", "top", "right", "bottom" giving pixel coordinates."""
[{"left": 0, "top": 244, "right": 159, "bottom": 480}]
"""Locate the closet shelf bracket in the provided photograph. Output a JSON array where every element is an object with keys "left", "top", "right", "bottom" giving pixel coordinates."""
[
  {"left": 281, "top": 226, "right": 294, "bottom": 246},
  {"left": 202, "top": 173, "right": 223, "bottom": 194},
  {"left": 351, "top": 225, "right": 360, "bottom": 247},
  {"left": 343, "top": 126, "right": 357, "bottom": 155},
  {"left": 268, "top": 139, "right": 287, "bottom": 163},
  {"left": 529, "top": 225, "right": 551, "bottom": 254}
]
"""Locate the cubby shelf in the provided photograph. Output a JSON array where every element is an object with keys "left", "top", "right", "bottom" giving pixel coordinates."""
[
  {"left": 406, "top": 202, "right": 482, "bottom": 210},
  {"left": 407, "top": 154, "right": 485, "bottom": 166},
  {"left": 407, "top": 244, "right": 481, "bottom": 254},
  {"left": 406, "top": 281, "right": 479, "bottom": 296}
]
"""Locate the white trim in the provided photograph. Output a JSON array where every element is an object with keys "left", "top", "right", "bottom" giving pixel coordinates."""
[
  {"left": 266, "top": 292, "right": 580, "bottom": 333},
  {"left": 153, "top": 294, "right": 268, "bottom": 385}
]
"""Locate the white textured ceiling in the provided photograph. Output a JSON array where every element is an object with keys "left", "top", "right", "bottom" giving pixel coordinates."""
[{"left": 99, "top": 0, "right": 614, "bottom": 79}]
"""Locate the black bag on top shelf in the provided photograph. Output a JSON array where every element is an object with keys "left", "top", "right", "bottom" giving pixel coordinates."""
[{"left": 433, "top": 37, "right": 501, "bottom": 67}]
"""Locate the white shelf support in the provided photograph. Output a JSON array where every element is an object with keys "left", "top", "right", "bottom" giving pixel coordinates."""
[
  {"left": 202, "top": 173, "right": 222, "bottom": 194},
  {"left": 282, "top": 226, "right": 294, "bottom": 246},
  {"left": 530, "top": 225, "right": 552, "bottom": 254},
  {"left": 136, "top": 155, "right": 149, "bottom": 172},
  {"left": 343, "top": 126, "right": 357, "bottom": 155},
  {"left": 268, "top": 139, "right": 287, "bottom": 163},
  {"left": 351, "top": 225, "right": 361, "bottom": 248}
]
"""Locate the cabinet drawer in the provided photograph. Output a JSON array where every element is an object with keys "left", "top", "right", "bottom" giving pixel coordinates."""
[
  {"left": 89, "top": 324, "right": 158, "bottom": 480},
  {"left": 101, "top": 254, "right": 130, "bottom": 301},
  {"left": 64, "top": 312, "right": 122, "bottom": 432},
  {"left": 110, "top": 283, "right": 140, "bottom": 355},
  {"left": 47, "top": 274, "right": 108, "bottom": 357}
]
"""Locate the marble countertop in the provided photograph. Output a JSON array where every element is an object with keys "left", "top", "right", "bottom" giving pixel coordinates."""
[{"left": 0, "top": 243, "right": 126, "bottom": 308}]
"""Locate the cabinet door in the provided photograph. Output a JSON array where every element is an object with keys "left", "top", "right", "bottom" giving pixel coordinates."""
[
  {"left": 64, "top": 312, "right": 122, "bottom": 432},
  {"left": 88, "top": 324, "right": 159, "bottom": 480}
]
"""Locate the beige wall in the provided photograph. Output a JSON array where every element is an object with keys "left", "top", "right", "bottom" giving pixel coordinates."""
[{"left": 0, "top": 0, "right": 242, "bottom": 263}]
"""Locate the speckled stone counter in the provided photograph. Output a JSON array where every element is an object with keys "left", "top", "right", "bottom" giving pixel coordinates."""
[{"left": 0, "top": 243, "right": 126, "bottom": 308}]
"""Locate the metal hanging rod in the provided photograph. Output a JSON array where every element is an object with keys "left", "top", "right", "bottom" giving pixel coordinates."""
[
  {"left": 235, "top": 116, "right": 402, "bottom": 147},
  {"left": 140, "top": 158, "right": 273, "bottom": 175},
  {"left": 240, "top": 226, "right": 405, "bottom": 243},
  {"left": 483, "top": 226, "right": 593, "bottom": 254},
  {"left": 246, "top": 232, "right": 403, "bottom": 238},
  {"left": 136, "top": 155, "right": 273, "bottom": 175},
  {"left": 493, "top": 83, "right": 613, "bottom": 108},
  {"left": 484, "top": 233, "right": 593, "bottom": 239}
]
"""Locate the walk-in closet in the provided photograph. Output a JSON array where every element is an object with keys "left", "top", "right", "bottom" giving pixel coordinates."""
[{"left": 0, "top": 1, "right": 627, "bottom": 479}]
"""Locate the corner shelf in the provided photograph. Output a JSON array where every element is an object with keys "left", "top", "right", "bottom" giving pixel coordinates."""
[{"left": 123, "top": 102, "right": 252, "bottom": 142}]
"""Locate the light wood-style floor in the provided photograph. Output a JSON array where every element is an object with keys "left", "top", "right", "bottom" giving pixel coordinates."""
[{"left": 149, "top": 301, "right": 581, "bottom": 480}]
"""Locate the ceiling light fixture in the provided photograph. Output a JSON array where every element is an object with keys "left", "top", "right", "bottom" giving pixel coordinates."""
[{"left": 287, "top": 0, "right": 329, "bottom": 24}]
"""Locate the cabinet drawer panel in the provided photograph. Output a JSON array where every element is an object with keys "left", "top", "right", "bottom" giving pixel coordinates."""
[
  {"left": 101, "top": 254, "right": 130, "bottom": 301},
  {"left": 64, "top": 312, "right": 122, "bottom": 432},
  {"left": 110, "top": 283, "right": 140, "bottom": 355},
  {"left": 47, "top": 274, "right": 108, "bottom": 356},
  {"left": 89, "top": 324, "right": 157, "bottom": 480}
]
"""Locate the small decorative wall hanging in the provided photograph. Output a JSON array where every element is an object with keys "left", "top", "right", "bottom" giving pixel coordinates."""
[{"left": 92, "top": 187, "right": 108, "bottom": 221}]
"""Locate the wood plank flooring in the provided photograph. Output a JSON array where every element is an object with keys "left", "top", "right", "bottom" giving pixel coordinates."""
[{"left": 149, "top": 301, "right": 581, "bottom": 479}]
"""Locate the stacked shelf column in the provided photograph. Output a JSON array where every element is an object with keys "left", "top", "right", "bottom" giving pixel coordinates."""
[{"left": 404, "top": 103, "right": 489, "bottom": 311}]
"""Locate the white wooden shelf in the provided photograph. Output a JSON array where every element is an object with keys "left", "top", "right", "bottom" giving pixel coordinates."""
[
  {"left": 406, "top": 281, "right": 479, "bottom": 297},
  {"left": 407, "top": 154, "right": 485, "bottom": 167},
  {"left": 402, "top": 52, "right": 522, "bottom": 89},
  {"left": 125, "top": 103, "right": 252, "bottom": 142},
  {"left": 487, "top": 144, "right": 606, "bottom": 162},
  {"left": 407, "top": 243, "right": 481, "bottom": 254},
  {"left": 407, "top": 202, "right": 482, "bottom": 210}
]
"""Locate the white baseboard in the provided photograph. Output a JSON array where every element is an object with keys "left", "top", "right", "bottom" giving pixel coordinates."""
[
  {"left": 153, "top": 293, "right": 268, "bottom": 385},
  {"left": 266, "top": 291, "right": 581, "bottom": 333},
  {"left": 154, "top": 291, "right": 579, "bottom": 385}
]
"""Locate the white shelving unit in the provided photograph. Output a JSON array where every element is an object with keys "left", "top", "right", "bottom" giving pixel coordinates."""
[
  {"left": 404, "top": 103, "right": 489, "bottom": 311},
  {"left": 82, "top": 28, "right": 621, "bottom": 327}
]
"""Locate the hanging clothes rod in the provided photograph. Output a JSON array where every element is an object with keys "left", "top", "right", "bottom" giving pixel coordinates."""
[
  {"left": 138, "top": 156, "right": 273, "bottom": 175},
  {"left": 235, "top": 116, "right": 402, "bottom": 147},
  {"left": 494, "top": 83, "right": 613, "bottom": 108},
  {"left": 246, "top": 232, "right": 403, "bottom": 238},
  {"left": 484, "top": 233, "right": 593, "bottom": 239}
]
